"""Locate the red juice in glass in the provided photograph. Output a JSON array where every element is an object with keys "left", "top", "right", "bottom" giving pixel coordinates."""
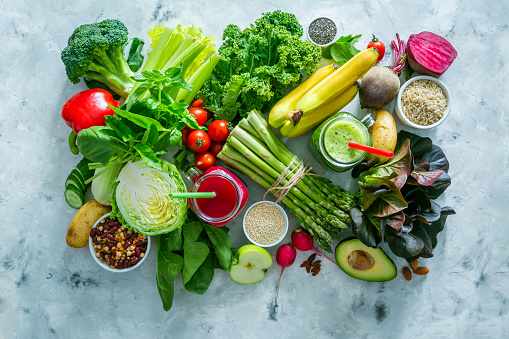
[{"left": 187, "top": 166, "right": 248, "bottom": 227}]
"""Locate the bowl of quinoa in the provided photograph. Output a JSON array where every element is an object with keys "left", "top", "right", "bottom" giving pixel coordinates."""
[
  {"left": 89, "top": 213, "right": 151, "bottom": 273},
  {"left": 243, "top": 201, "right": 288, "bottom": 248},
  {"left": 395, "top": 75, "right": 451, "bottom": 129}
]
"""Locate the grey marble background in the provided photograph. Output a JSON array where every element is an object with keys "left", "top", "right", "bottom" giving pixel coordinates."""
[{"left": 1, "top": 0, "right": 508, "bottom": 338}]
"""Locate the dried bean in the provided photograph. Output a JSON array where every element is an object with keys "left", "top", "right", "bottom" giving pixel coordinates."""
[
  {"left": 139, "top": 247, "right": 147, "bottom": 253},
  {"left": 135, "top": 248, "right": 141, "bottom": 257},
  {"left": 90, "top": 228, "right": 96, "bottom": 238},
  {"left": 105, "top": 234, "right": 115, "bottom": 241},
  {"left": 109, "top": 226, "right": 118, "bottom": 234},
  {"left": 103, "top": 224, "right": 110, "bottom": 231},
  {"left": 100, "top": 233, "right": 108, "bottom": 239},
  {"left": 130, "top": 258, "right": 139, "bottom": 266}
]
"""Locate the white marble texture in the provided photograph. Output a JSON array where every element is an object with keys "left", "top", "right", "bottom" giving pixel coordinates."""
[{"left": 0, "top": 0, "right": 508, "bottom": 338}]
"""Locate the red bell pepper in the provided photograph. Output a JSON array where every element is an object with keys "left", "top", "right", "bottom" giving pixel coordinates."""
[{"left": 62, "top": 89, "right": 120, "bottom": 154}]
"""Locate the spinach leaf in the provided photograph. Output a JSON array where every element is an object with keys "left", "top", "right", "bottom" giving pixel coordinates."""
[
  {"left": 76, "top": 126, "right": 128, "bottom": 164},
  {"left": 205, "top": 225, "right": 233, "bottom": 271},
  {"left": 182, "top": 222, "right": 210, "bottom": 285},
  {"left": 156, "top": 231, "right": 184, "bottom": 311},
  {"left": 385, "top": 230, "right": 424, "bottom": 259},
  {"left": 133, "top": 143, "right": 161, "bottom": 170},
  {"left": 126, "top": 37, "right": 145, "bottom": 72},
  {"left": 350, "top": 207, "right": 381, "bottom": 247},
  {"left": 358, "top": 177, "right": 408, "bottom": 217},
  {"left": 184, "top": 252, "right": 215, "bottom": 295},
  {"left": 322, "top": 34, "right": 362, "bottom": 65}
]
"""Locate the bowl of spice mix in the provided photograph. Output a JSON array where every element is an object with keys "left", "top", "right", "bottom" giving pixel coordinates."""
[
  {"left": 243, "top": 201, "right": 289, "bottom": 248},
  {"left": 89, "top": 213, "right": 151, "bottom": 272},
  {"left": 307, "top": 17, "right": 337, "bottom": 47}
]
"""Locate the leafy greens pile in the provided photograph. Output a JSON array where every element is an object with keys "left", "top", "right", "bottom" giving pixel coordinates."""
[
  {"left": 157, "top": 211, "right": 233, "bottom": 311},
  {"left": 351, "top": 131, "right": 455, "bottom": 262},
  {"left": 322, "top": 34, "right": 362, "bottom": 65},
  {"left": 199, "top": 10, "right": 321, "bottom": 122}
]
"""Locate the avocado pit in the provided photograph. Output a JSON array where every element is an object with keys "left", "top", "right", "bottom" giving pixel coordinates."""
[{"left": 347, "top": 250, "right": 375, "bottom": 270}]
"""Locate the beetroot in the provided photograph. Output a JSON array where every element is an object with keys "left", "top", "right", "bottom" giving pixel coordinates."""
[{"left": 407, "top": 31, "right": 457, "bottom": 78}]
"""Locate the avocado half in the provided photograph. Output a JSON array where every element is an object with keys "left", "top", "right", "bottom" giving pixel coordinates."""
[{"left": 335, "top": 238, "right": 397, "bottom": 282}]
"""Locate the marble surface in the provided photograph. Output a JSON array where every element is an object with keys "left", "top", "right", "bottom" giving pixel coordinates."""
[{"left": 1, "top": 0, "right": 508, "bottom": 338}]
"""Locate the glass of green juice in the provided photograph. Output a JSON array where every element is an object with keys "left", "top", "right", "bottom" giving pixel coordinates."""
[{"left": 311, "top": 112, "right": 376, "bottom": 172}]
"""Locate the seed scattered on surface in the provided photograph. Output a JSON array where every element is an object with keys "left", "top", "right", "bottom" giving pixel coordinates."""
[
  {"left": 245, "top": 203, "right": 285, "bottom": 245},
  {"left": 308, "top": 18, "right": 337, "bottom": 45},
  {"left": 403, "top": 266, "right": 412, "bottom": 281}
]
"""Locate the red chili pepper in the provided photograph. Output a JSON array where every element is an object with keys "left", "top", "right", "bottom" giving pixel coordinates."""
[{"left": 62, "top": 89, "right": 120, "bottom": 134}]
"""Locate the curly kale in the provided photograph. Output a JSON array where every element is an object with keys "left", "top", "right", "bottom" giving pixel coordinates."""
[
  {"left": 199, "top": 10, "right": 321, "bottom": 121},
  {"left": 61, "top": 19, "right": 135, "bottom": 99}
]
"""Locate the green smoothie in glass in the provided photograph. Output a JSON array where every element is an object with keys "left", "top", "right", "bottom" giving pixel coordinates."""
[{"left": 311, "top": 112, "right": 376, "bottom": 172}]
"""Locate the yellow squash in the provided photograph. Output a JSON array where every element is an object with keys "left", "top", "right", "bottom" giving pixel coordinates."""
[
  {"left": 280, "top": 83, "right": 359, "bottom": 138},
  {"left": 268, "top": 64, "right": 338, "bottom": 128},
  {"left": 295, "top": 48, "right": 379, "bottom": 116}
]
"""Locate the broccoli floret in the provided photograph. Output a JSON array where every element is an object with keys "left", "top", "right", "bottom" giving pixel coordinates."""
[{"left": 61, "top": 19, "right": 134, "bottom": 99}]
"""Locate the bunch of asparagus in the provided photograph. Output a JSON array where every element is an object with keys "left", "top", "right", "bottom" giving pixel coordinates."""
[{"left": 217, "top": 110, "right": 355, "bottom": 252}]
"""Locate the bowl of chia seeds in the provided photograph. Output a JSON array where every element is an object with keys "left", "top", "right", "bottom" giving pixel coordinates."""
[{"left": 307, "top": 17, "right": 337, "bottom": 47}]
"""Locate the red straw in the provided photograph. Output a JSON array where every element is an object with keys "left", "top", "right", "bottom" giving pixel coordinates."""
[{"left": 348, "top": 142, "right": 394, "bottom": 158}]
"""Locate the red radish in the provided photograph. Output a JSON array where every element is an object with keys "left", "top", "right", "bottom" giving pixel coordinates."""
[
  {"left": 291, "top": 228, "right": 338, "bottom": 266},
  {"left": 275, "top": 243, "right": 297, "bottom": 301}
]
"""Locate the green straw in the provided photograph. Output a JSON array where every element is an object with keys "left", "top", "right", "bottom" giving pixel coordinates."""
[{"left": 168, "top": 192, "right": 216, "bottom": 199}]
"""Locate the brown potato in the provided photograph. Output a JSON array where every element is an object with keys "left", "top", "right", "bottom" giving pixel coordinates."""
[
  {"left": 366, "top": 109, "right": 397, "bottom": 164},
  {"left": 66, "top": 199, "right": 111, "bottom": 248}
]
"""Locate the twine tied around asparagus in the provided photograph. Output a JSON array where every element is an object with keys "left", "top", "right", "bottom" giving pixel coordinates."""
[{"left": 263, "top": 156, "right": 319, "bottom": 205}]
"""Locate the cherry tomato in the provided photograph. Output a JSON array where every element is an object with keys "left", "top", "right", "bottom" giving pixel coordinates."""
[
  {"left": 181, "top": 128, "right": 190, "bottom": 146},
  {"left": 209, "top": 141, "right": 225, "bottom": 156},
  {"left": 367, "top": 35, "right": 385, "bottom": 63},
  {"left": 208, "top": 120, "right": 230, "bottom": 142},
  {"left": 188, "top": 107, "right": 208, "bottom": 127},
  {"left": 195, "top": 152, "right": 216, "bottom": 171},
  {"left": 191, "top": 99, "right": 204, "bottom": 108},
  {"left": 188, "top": 130, "right": 211, "bottom": 153}
]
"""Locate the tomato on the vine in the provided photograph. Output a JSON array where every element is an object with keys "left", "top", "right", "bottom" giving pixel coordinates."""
[
  {"left": 195, "top": 152, "right": 216, "bottom": 171},
  {"left": 367, "top": 35, "right": 385, "bottom": 63},
  {"left": 208, "top": 120, "right": 230, "bottom": 142},
  {"left": 181, "top": 128, "right": 190, "bottom": 146},
  {"left": 188, "top": 107, "right": 208, "bottom": 126},
  {"left": 209, "top": 141, "right": 225, "bottom": 156},
  {"left": 191, "top": 99, "right": 204, "bottom": 108},
  {"left": 188, "top": 130, "right": 211, "bottom": 153}
]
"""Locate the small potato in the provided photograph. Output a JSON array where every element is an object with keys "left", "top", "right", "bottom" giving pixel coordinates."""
[
  {"left": 66, "top": 199, "right": 111, "bottom": 248},
  {"left": 366, "top": 109, "right": 397, "bottom": 164}
]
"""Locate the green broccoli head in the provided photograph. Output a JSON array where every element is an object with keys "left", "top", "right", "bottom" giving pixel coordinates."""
[{"left": 61, "top": 19, "right": 134, "bottom": 98}]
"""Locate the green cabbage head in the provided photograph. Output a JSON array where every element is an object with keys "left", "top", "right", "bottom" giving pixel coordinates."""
[{"left": 111, "top": 159, "right": 187, "bottom": 235}]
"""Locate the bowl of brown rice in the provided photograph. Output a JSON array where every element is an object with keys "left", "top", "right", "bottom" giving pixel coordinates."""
[
  {"left": 395, "top": 75, "right": 450, "bottom": 129},
  {"left": 243, "top": 201, "right": 289, "bottom": 248}
]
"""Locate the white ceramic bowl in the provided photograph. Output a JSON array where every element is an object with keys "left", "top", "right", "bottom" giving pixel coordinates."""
[
  {"left": 243, "top": 201, "right": 289, "bottom": 248},
  {"left": 306, "top": 16, "right": 338, "bottom": 47},
  {"left": 395, "top": 75, "right": 451, "bottom": 129},
  {"left": 89, "top": 213, "right": 151, "bottom": 273}
]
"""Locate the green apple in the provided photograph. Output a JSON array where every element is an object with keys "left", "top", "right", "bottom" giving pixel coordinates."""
[{"left": 229, "top": 244, "right": 273, "bottom": 284}]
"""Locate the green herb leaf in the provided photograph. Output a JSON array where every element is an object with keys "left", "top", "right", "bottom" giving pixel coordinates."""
[
  {"left": 127, "top": 38, "right": 145, "bottom": 72},
  {"left": 133, "top": 143, "right": 161, "bottom": 170},
  {"left": 184, "top": 252, "right": 215, "bottom": 295},
  {"left": 322, "top": 34, "right": 362, "bottom": 65},
  {"left": 76, "top": 126, "right": 128, "bottom": 164}
]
